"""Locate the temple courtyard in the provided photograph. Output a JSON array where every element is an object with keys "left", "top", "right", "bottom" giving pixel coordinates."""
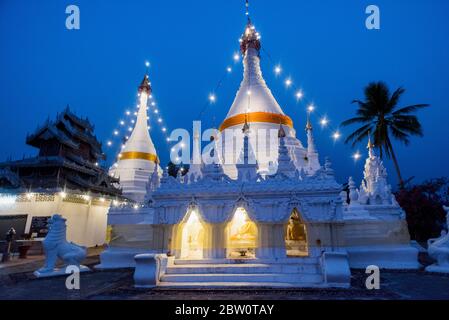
[{"left": 0, "top": 250, "right": 448, "bottom": 300}]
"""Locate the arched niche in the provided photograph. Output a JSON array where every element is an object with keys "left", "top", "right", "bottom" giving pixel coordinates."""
[
  {"left": 285, "top": 208, "right": 309, "bottom": 257},
  {"left": 176, "top": 209, "right": 206, "bottom": 260},
  {"left": 226, "top": 207, "right": 258, "bottom": 259}
]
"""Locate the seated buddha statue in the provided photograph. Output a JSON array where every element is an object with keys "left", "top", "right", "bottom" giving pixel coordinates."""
[
  {"left": 286, "top": 214, "right": 306, "bottom": 241},
  {"left": 230, "top": 216, "right": 257, "bottom": 241}
]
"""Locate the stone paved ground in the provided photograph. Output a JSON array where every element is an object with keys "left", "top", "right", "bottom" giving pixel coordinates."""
[{"left": 1, "top": 253, "right": 449, "bottom": 300}]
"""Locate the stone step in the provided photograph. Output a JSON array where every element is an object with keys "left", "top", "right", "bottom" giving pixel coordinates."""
[
  {"left": 173, "top": 257, "right": 319, "bottom": 265},
  {"left": 160, "top": 273, "right": 323, "bottom": 284},
  {"left": 166, "top": 263, "right": 321, "bottom": 275},
  {"left": 157, "top": 281, "right": 327, "bottom": 288}
]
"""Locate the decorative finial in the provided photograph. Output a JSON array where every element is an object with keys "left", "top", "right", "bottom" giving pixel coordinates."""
[
  {"left": 278, "top": 122, "right": 286, "bottom": 138},
  {"left": 242, "top": 116, "right": 250, "bottom": 134},
  {"left": 240, "top": 0, "right": 260, "bottom": 55},
  {"left": 305, "top": 111, "right": 313, "bottom": 131},
  {"left": 138, "top": 73, "right": 152, "bottom": 94},
  {"left": 367, "top": 131, "right": 375, "bottom": 157}
]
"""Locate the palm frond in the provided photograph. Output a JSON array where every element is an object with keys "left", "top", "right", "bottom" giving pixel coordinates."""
[
  {"left": 392, "top": 104, "right": 429, "bottom": 115},
  {"left": 388, "top": 87, "right": 405, "bottom": 111},
  {"left": 344, "top": 124, "right": 373, "bottom": 146},
  {"left": 341, "top": 116, "right": 371, "bottom": 127},
  {"left": 389, "top": 126, "right": 410, "bottom": 145}
]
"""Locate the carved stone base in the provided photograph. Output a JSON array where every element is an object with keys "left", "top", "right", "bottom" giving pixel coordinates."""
[{"left": 33, "top": 265, "right": 90, "bottom": 278}]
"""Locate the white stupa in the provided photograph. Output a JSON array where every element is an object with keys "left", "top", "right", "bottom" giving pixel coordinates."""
[
  {"left": 98, "top": 3, "right": 419, "bottom": 288},
  {"left": 218, "top": 13, "right": 320, "bottom": 179},
  {"left": 110, "top": 74, "right": 160, "bottom": 202}
]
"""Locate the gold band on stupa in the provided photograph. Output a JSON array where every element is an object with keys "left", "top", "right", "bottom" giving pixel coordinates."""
[
  {"left": 119, "top": 151, "right": 159, "bottom": 163},
  {"left": 219, "top": 112, "right": 293, "bottom": 131}
]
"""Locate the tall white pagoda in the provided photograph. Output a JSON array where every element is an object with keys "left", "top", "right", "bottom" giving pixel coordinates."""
[
  {"left": 109, "top": 74, "right": 160, "bottom": 203},
  {"left": 218, "top": 11, "right": 320, "bottom": 178}
]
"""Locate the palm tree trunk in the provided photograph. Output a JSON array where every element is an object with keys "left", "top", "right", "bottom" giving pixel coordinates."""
[{"left": 386, "top": 137, "right": 405, "bottom": 189}]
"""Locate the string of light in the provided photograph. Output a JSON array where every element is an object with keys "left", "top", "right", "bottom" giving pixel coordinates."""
[
  {"left": 104, "top": 62, "right": 176, "bottom": 166},
  {"left": 260, "top": 47, "right": 362, "bottom": 163}
]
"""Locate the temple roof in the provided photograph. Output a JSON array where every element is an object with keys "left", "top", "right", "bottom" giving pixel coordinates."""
[{"left": 27, "top": 107, "right": 104, "bottom": 160}]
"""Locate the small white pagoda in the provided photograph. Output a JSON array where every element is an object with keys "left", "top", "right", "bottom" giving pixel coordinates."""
[
  {"left": 98, "top": 5, "right": 419, "bottom": 288},
  {"left": 109, "top": 74, "right": 160, "bottom": 203}
]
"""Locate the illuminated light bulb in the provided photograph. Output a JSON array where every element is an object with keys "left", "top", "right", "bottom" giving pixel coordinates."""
[
  {"left": 352, "top": 152, "right": 362, "bottom": 161},
  {"left": 307, "top": 104, "right": 315, "bottom": 112},
  {"left": 295, "top": 90, "right": 304, "bottom": 100},
  {"left": 209, "top": 94, "right": 216, "bottom": 103},
  {"left": 112, "top": 200, "right": 119, "bottom": 207},
  {"left": 137, "top": 93, "right": 140, "bottom": 97},
  {"left": 158, "top": 118, "right": 162, "bottom": 123},
  {"left": 145, "top": 61, "right": 150, "bottom": 68},
  {"left": 332, "top": 131, "right": 341, "bottom": 141},
  {"left": 180, "top": 142, "right": 185, "bottom": 148},
  {"left": 247, "top": 90, "right": 252, "bottom": 96},
  {"left": 233, "top": 53, "right": 240, "bottom": 62},
  {"left": 274, "top": 65, "right": 282, "bottom": 75},
  {"left": 285, "top": 78, "right": 292, "bottom": 88},
  {"left": 154, "top": 109, "right": 159, "bottom": 114},
  {"left": 149, "top": 94, "right": 153, "bottom": 99},
  {"left": 133, "top": 112, "right": 137, "bottom": 116},
  {"left": 126, "top": 110, "right": 131, "bottom": 115},
  {"left": 147, "top": 116, "right": 149, "bottom": 120},
  {"left": 107, "top": 141, "right": 112, "bottom": 146},
  {"left": 151, "top": 102, "right": 156, "bottom": 106},
  {"left": 175, "top": 157, "right": 180, "bottom": 162},
  {"left": 128, "top": 127, "right": 133, "bottom": 132},
  {"left": 320, "top": 117, "right": 329, "bottom": 127},
  {"left": 59, "top": 191, "right": 67, "bottom": 199},
  {"left": 162, "top": 127, "right": 167, "bottom": 132},
  {"left": 113, "top": 163, "right": 118, "bottom": 168},
  {"left": 118, "top": 153, "right": 123, "bottom": 158},
  {"left": 121, "top": 144, "right": 125, "bottom": 149},
  {"left": 133, "top": 204, "right": 139, "bottom": 210},
  {"left": 148, "top": 126, "right": 151, "bottom": 130},
  {"left": 131, "top": 119, "right": 135, "bottom": 124},
  {"left": 166, "top": 137, "right": 170, "bottom": 142},
  {"left": 120, "top": 120, "right": 125, "bottom": 126},
  {"left": 95, "top": 162, "right": 99, "bottom": 166},
  {"left": 171, "top": 147, "right": 175, "bottom": 152},
  {"left": 227, "top": 66, "right": 232, "bottom": 73},
  {"left": 113, "top": 130, "right": 119, "bottom": 135}
]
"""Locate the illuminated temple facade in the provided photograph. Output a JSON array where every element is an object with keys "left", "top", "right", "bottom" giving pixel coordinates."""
[{"left": 98, "top": 12, "right": 419, "bottom": 288}]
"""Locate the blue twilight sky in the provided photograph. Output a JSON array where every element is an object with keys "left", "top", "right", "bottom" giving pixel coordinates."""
[{"left": 1, "top": 0, "right": 448, "bottom": 188}]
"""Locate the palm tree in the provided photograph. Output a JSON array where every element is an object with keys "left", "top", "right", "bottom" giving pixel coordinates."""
[{"left": 341, "top": 81, "right": 428, "bottom": 189}]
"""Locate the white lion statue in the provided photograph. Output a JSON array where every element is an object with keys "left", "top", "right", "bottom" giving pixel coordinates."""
[
  {"left": 426, "top": 206, "right": 449, "bottom": 273},
  {"left": 35, "top": 214, "right": 87, "bottom": 275}
]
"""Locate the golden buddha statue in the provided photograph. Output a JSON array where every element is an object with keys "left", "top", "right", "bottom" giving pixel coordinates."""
[
  {"left": 286, "top": 214, "right": 306, "bottom": 241},
  {"left": 230, "top": 216, "right": 257, "bottom": 241}
]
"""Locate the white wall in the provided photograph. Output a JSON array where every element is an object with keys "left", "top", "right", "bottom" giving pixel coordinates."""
[{"left": 0, "top": 193, "right": 110, "bottom": 247}]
